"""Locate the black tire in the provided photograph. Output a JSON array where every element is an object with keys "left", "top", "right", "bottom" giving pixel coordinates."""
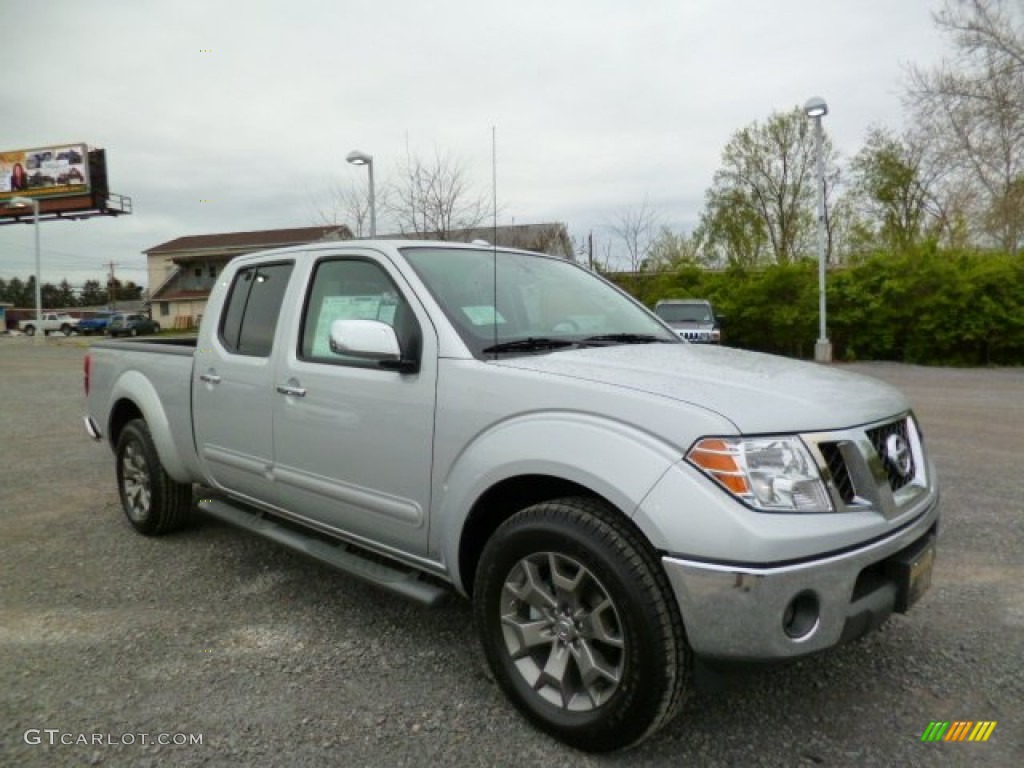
[
  {"left": 24, "top": 325, "right": 35, "bottom": 336},
  {"left": 115, "top": 419, "right": 192, "bottom": 535},
  {"left": 473, "top": 497, "right": 691, "bottom": 752},
  {"left": 61, "top": 324, "right": 72, "bottom": 335},
  {"left": 130, "top": 327, "right": 138, "bottom": 337},
  {"left": 153, "top": 323, "right": 161, "bottom": 333}
]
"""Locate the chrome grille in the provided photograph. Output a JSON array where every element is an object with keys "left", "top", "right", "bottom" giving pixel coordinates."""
[
  {"left": 803, "top": 413, "right": 929, "bottom": 518},
  {"left": 819, "top": 442, "right": 855, "bottom": 503},
  {"left": 866, "top": 418, "right": 916, "bottom": 492}
]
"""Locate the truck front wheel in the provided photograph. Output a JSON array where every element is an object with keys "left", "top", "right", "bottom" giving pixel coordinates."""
[
  {"left": 115, "top": 419, "right": 192, "bottom": 535},
  {"left": 23, "top": 325, "right": 35, "bottom": 336},
  {"left": 473, "top": 497, "right": 691, "bottom": 752}
]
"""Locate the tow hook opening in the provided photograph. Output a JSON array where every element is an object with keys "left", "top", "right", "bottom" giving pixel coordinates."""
[{"left": 783, "top": 591, "right": 820, "bottom": 640}]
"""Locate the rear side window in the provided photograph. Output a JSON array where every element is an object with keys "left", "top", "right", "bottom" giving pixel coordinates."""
[{"left": 219, "top": 262, "right": 294, "bottom": 357}]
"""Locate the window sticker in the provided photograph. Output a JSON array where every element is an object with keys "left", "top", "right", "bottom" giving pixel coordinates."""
[{"left": 461, "top": 305, "right": 506, "bottom": 326}]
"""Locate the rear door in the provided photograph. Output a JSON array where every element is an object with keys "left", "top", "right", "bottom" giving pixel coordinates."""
[
  {"left": 271, "top": 252, "right": 437, "bottom": 556},
  {"left": 193, "top": 260, "right": 295, "bottom": 505}
]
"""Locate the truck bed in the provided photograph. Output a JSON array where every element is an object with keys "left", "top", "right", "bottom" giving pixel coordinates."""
[{"left": 90, "top": 336, "right": 198, "bottom": 354}]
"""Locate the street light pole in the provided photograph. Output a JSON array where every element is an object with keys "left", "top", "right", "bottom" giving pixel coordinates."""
[
  {"left": 345, "top": 150, "right": 376, "bottom": 237},
  {"left": 804, "top": 97, "right": 831, "bottom": 363},
  {"left": 9, "top": 196, "right": 43, "bottom": 345}
]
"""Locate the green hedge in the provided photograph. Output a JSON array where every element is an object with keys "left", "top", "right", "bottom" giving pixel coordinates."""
[{"left": 616, "top": 250, "right": 1024, "bottom": 365}]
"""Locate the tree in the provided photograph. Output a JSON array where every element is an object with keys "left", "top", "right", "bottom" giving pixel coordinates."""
[
  {"left": 4, "top": 277, "right": 29, "bottom": 306},
  {"left": 80, "top": 279, "right": 107, "bottom": 306},
  {"left": 40, "top": 282, "right": 61, "bottom": 308},
  {"left": 109, "top": 279, "right": 143, "bottom": 301},
  {"left": 386, "top": 147, "right": 491, "bottom": 238},
  {"left": 55, "top": 278, "right": 77, "bottom": 308},
  {"left": 848, "top": 127, "right": 943, "bottom": 251},
  {"left": 700, "top": 108, "right": 838, "bottom": 265},
  {"left": 908, "top": 0, "right": 1024, "bottom": 254},
  {"left": 311, "top": 178, "right": 380, "bottom": 237},
  {"left": 701, "top": 186, "right": 771, "bottom": 267},
  {"left": 609, "top": 199, "right": 660, "bottom": 273},
  {"left": 645, "top": 226, "right": 707, "bottom": 270}
]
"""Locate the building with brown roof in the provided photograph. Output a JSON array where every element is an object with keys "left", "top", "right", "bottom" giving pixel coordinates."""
[
  {"left": 146, "top": 225, "right": 352, "bottom": 329},
  {"left": 144, "top": 222, "right": 574, "bottom": 330}
]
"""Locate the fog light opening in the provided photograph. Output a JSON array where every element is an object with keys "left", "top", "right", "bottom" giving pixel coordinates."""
[{"left": 782, "top": 591, "right": 820, "bottom": 640}]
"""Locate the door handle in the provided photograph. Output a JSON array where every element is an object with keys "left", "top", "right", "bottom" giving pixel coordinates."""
[
  {"left": 199, "top": 373, "right": 221, "bottom": 384},
  {"left": 276, "top": 384, "right": 307, "bottom": 397}
]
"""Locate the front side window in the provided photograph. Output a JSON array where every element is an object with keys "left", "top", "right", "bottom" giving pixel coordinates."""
[
  {"left": 402, "top": 247, "right": 676, "bottom": 358},
  {"left": 299, "top": 258, "right": 418, "bottom": 367},
  {"left": 219, "top": 262, "right": 294, "bottom": 357}
]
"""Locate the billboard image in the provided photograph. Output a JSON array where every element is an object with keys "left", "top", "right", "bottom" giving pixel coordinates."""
[{"left": 0, "top": 143, "right": 91, "bottom": 203}]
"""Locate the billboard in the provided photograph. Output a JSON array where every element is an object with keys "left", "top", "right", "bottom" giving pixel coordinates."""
[{"left": 0, "top": 143, "right": 91, "bottom": 203}]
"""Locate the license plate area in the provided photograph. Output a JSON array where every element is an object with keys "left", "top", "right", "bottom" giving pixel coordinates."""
[{"left": 887, "top": 533, "right": 936, "bottom": 613}]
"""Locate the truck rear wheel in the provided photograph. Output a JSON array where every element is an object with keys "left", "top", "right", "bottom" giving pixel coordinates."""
[
  {"left": 115, "top": 419, "right": 192, "bottom": 535},
  {"left": 473, "top": 497, "right": 691, "bottom": 752}
]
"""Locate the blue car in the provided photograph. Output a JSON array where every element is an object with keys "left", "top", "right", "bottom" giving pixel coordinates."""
[{"left": 77, "top": 312, "right": 113, "bottom": 336}]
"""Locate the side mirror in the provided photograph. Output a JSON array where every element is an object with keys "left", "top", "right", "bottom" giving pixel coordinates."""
[{"left": 329, "top": 319, "right": 418, "bottom": 373}]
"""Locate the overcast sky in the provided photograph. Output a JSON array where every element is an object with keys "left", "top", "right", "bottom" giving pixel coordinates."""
[{"left": 0, "top": 0, "right": 950, "bottom": 288}]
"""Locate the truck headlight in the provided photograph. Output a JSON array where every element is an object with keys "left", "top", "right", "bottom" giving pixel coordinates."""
[{"left": 686, "top": 436, "right": 832, "bottom": 512}]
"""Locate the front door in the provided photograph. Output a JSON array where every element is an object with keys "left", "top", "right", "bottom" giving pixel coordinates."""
[{"left": 271, "top": 254, "right": 436, "bottom": 556}]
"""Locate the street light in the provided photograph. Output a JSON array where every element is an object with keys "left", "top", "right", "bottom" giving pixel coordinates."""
[
  {"left": 7, "top": 196, "right": 43, "bottom": 345},
  {"left": 345, "top": 149, "right": 376, "bottom": 237},
  {"left": 804, "top": 96, "right": 831, "bottom": 363}
]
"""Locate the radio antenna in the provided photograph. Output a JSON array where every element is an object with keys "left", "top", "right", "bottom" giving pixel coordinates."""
[{"left": 491, "top": 125, "right": 498, "bottom": 357}]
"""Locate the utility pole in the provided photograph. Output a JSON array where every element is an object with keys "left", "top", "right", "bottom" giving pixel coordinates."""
[
  {"left": 588, "top": 231, "right": 594, "bottom": 270},
  {"left": 108, "top": 261, "right": 117, "bottom": 311}
]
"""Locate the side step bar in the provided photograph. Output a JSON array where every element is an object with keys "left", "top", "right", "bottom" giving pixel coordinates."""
[{"left": 197, "top": 498, "right": 449, "bottom": 607}]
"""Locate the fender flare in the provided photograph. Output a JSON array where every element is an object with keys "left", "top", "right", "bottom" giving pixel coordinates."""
[
  {"left": 434, "top": 411, "right": 684, "bottom": 593},
  {"left": 108, "top": 370, "right": 191, "bottom": 483}
]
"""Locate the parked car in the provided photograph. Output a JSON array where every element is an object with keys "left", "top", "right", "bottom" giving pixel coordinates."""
[
  {"left": 653, "top": 298, "right": 723, "bottom": 343},
  {"left": 83, "top": 241, "right": 938, "bottom": 752},
  {"left": 18, "top": 312, "right": 79, "bottom": 336},
  {"left": 106, "top": 313, "right": 160, "bottom": 337},
  {"left": 77, "top": 312, "right": 114, "bottom": 336}
]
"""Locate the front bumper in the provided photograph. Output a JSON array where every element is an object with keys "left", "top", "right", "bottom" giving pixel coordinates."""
[{"left": 662, "top": 495, "right": 940, "bottom": 661}]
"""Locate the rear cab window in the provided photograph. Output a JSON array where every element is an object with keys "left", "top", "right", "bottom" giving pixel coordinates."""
[{"left": 219, "top": 262, "right": 294, "bottom": 357}]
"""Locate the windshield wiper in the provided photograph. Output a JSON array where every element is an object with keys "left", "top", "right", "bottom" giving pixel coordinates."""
[
  {"left": 483, "top": 337, "right": 576, "bottom": 354},
  {"left": 581, "top": 333, "right": 671, "bottom": 345}
]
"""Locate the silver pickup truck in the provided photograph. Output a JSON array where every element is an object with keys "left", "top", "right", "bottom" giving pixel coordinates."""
[{"left": 83, "top": 241, "right": 939, "bottom": 751}]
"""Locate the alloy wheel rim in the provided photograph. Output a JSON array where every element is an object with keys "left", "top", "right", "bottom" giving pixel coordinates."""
[
  {"left": 121, "top": 442, "right": 151, "bottom": 520},
  {"left": 499, "top": 551, "right": 625, "bottom": 711}
]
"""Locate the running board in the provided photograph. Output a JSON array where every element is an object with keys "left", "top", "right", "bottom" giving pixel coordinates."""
[{"left": 197, "top": 498, "right": 449, "bottom": 606}]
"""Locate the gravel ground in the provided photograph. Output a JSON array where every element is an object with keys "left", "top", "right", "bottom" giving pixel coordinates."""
[{"left": 1, "top": 338, "right": 1021, "bottom": 767}]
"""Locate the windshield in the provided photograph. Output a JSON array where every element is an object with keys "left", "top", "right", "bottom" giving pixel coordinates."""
[
  {"left": 402, "top": 247, "right": 677, "bottom": 357},
  {"left": 655, "top": 303, "right": 712, "bottom": 323}
]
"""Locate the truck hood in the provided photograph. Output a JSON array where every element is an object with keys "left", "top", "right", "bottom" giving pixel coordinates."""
[{"left": 495, "top": 344, "right": 907, "bottom": 434}]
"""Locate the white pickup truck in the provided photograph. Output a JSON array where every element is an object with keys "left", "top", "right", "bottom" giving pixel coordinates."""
[
  {"left": 83, "top": 240, "right": 940, "bottom": 751},
  {"left": 20, "top": 311, "right": 79, "bottom": 336}
]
